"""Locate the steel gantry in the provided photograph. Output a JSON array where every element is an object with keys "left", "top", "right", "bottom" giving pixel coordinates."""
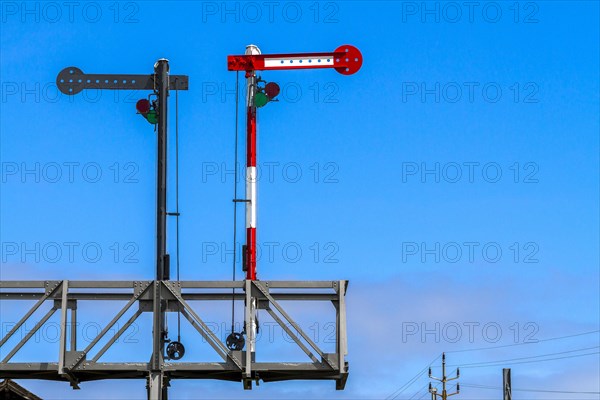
[
  {"left": 0, "top": 45, "right": 362, "bottom": 399},
  {"left": 0, "top": 280, "right": 348, "bottom": 390}
]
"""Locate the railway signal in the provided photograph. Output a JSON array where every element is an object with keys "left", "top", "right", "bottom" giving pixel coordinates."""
[
  {"left": 56, "top": 60, "right": 189, "bottom": 397},
  {"left": 227, "top": 44, "right": 363, "bottom": 282},
  {"left": 227, "top": 44, "right": 362, "bottom": 366}
]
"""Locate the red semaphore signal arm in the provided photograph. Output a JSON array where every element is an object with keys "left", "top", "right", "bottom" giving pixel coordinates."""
[{"left": 228, "top": 45, "right": 363, "bottom": 75}]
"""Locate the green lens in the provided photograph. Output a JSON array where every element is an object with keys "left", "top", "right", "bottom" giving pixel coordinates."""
[
  {"left": 146, "top": 110, "right": 158, "bottom": 124},
  {"left": 254, "top": 92, "right": 269, "bottom": 108}
]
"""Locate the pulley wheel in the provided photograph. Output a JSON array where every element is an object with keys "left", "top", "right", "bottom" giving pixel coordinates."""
[
  {"left": 166, "top": 341, "right": 185, "bottom": 360},
  {"left": 226, "top": 332, "right": 245, "bottom": 351}
]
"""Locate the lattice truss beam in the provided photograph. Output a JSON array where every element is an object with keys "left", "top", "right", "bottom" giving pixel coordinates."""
[{"left": 0, "top": 280, "right": 348, "bottom": 390}]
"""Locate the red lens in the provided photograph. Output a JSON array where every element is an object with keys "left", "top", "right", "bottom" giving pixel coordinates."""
[
  {"left": 265, "top": 82, "right": 280, "bottom": 99},
  {"left": 136, "top": 99, "right": 151, "bottom": 114}
]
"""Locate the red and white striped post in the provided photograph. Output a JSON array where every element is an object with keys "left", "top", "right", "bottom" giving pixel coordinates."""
[
  {"left": 244, "top": 44, "right": 260, "bottom": 281},
  {"left": 244, "top": 44, "right": 260, "bottom": 358}
]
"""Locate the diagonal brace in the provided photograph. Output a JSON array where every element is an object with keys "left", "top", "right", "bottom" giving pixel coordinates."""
[
  {"left": 91, "top": 309, "right": 143, "bottom": 363},
  {"left": 2, "top": 306, "right": 57, "bottom": 363},
  {"left": 0, "top": 280, "right": 61, "bottom": 348}
]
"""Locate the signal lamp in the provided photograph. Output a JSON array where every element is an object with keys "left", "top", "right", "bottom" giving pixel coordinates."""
[
  {"left": 146, "top": 109, "right": 158, "bottom": 124},
  {"left": 254, "top": 92, "right": 270, "bottom": 108},
  {"left": 264, "top": 82, "right": 280, "bottom": 98},
  {"left": 254, "top": 81, "right": 280, "bottom": 108},
  {"left": 136, "top": 99, "right": 151, "bottom": 114},
  {"left": 136, "top": 98, "right": 157, "bottom": 124}
]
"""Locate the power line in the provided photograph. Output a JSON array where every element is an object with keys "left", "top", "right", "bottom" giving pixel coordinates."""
[
  {"left": 387, "top": 354, "right": 442, "bottom": 400},
  {"left": 388, "top": 367, "right": 431, "bottom": 400},
  {"left": 389, "top": 331, "right": 600, "bottom": 399},
  {"left": 460, "top": 351, "right": 599, "bottom": 369},
  {"left": 449, "top": 345, "right": 600, "bottom": 367},
  {"left": 418, "top": 383, "right": 439, "bottom": 400},
  {"left": 461, "top": 383, "right": 600, "bottom": 395},
  {"left": 446, "top": 329, "right": 600, "bottom": 354},
  {"left": 408, "top": 383, "right": 430, "bottom": 399}
]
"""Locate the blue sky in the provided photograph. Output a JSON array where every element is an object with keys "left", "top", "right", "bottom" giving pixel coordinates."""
[{"left": 1, "top": 1, "right": 599, "bottom": 399}]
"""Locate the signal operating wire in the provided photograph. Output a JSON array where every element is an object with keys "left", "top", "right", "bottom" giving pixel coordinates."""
[
  {"left": 175, "top": 78, "right": 181, "bottom": 341},
  {"left": 230, "top": 71, "right": 240, "bottom": 332}
]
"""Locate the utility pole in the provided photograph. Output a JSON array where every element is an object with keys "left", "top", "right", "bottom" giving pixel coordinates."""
[
  {"left": 429, "top": 353, "right": 460, "bottom": 400},
  {"left": 503, "top": 368, "right": 512, "bottom": 400}
]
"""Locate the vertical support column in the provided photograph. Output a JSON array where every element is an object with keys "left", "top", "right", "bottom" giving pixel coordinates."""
[
  {"left": 147, "top": 372, "right": 167, "bottom": 400},
  {"left": 70, "top": 306, "right": 77, "bottom": 351},
  {"left": 337, "top": 281, "right": 347, "bottom": 371},
  {"left": 336, "top": 280, "right": 348, "bottom": 390},
  {"left": 245, "top": 44, "right": 260, "bottom": 281},
  {"left": 151, "top": 280, "right": 163, "bottom": 370},
  {"left": 243, "top": 279, "right": 255, "bottom": 389},
  {"left": 150, "top": 58, "right": 170, "bottom": 400},
  {"left": 58, "top": 280, "right": 69, "bottom": 375}
]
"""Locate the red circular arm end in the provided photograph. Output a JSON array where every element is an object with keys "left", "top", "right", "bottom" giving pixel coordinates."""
[{"left": 334, "top": 45, "right": 363, "bottom": 75}]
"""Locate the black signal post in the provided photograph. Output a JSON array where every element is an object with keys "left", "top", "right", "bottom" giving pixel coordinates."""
[
  {"left": 155, "top": 59, "right": 169, "bottom": 282},
  {"left": 152, "top": 59, "right": 168, "bottom": 397}
]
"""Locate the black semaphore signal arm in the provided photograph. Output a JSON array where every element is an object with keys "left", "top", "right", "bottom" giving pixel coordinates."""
[{"left": 56, "top": 66, "right": 189, "bottom": 95}]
